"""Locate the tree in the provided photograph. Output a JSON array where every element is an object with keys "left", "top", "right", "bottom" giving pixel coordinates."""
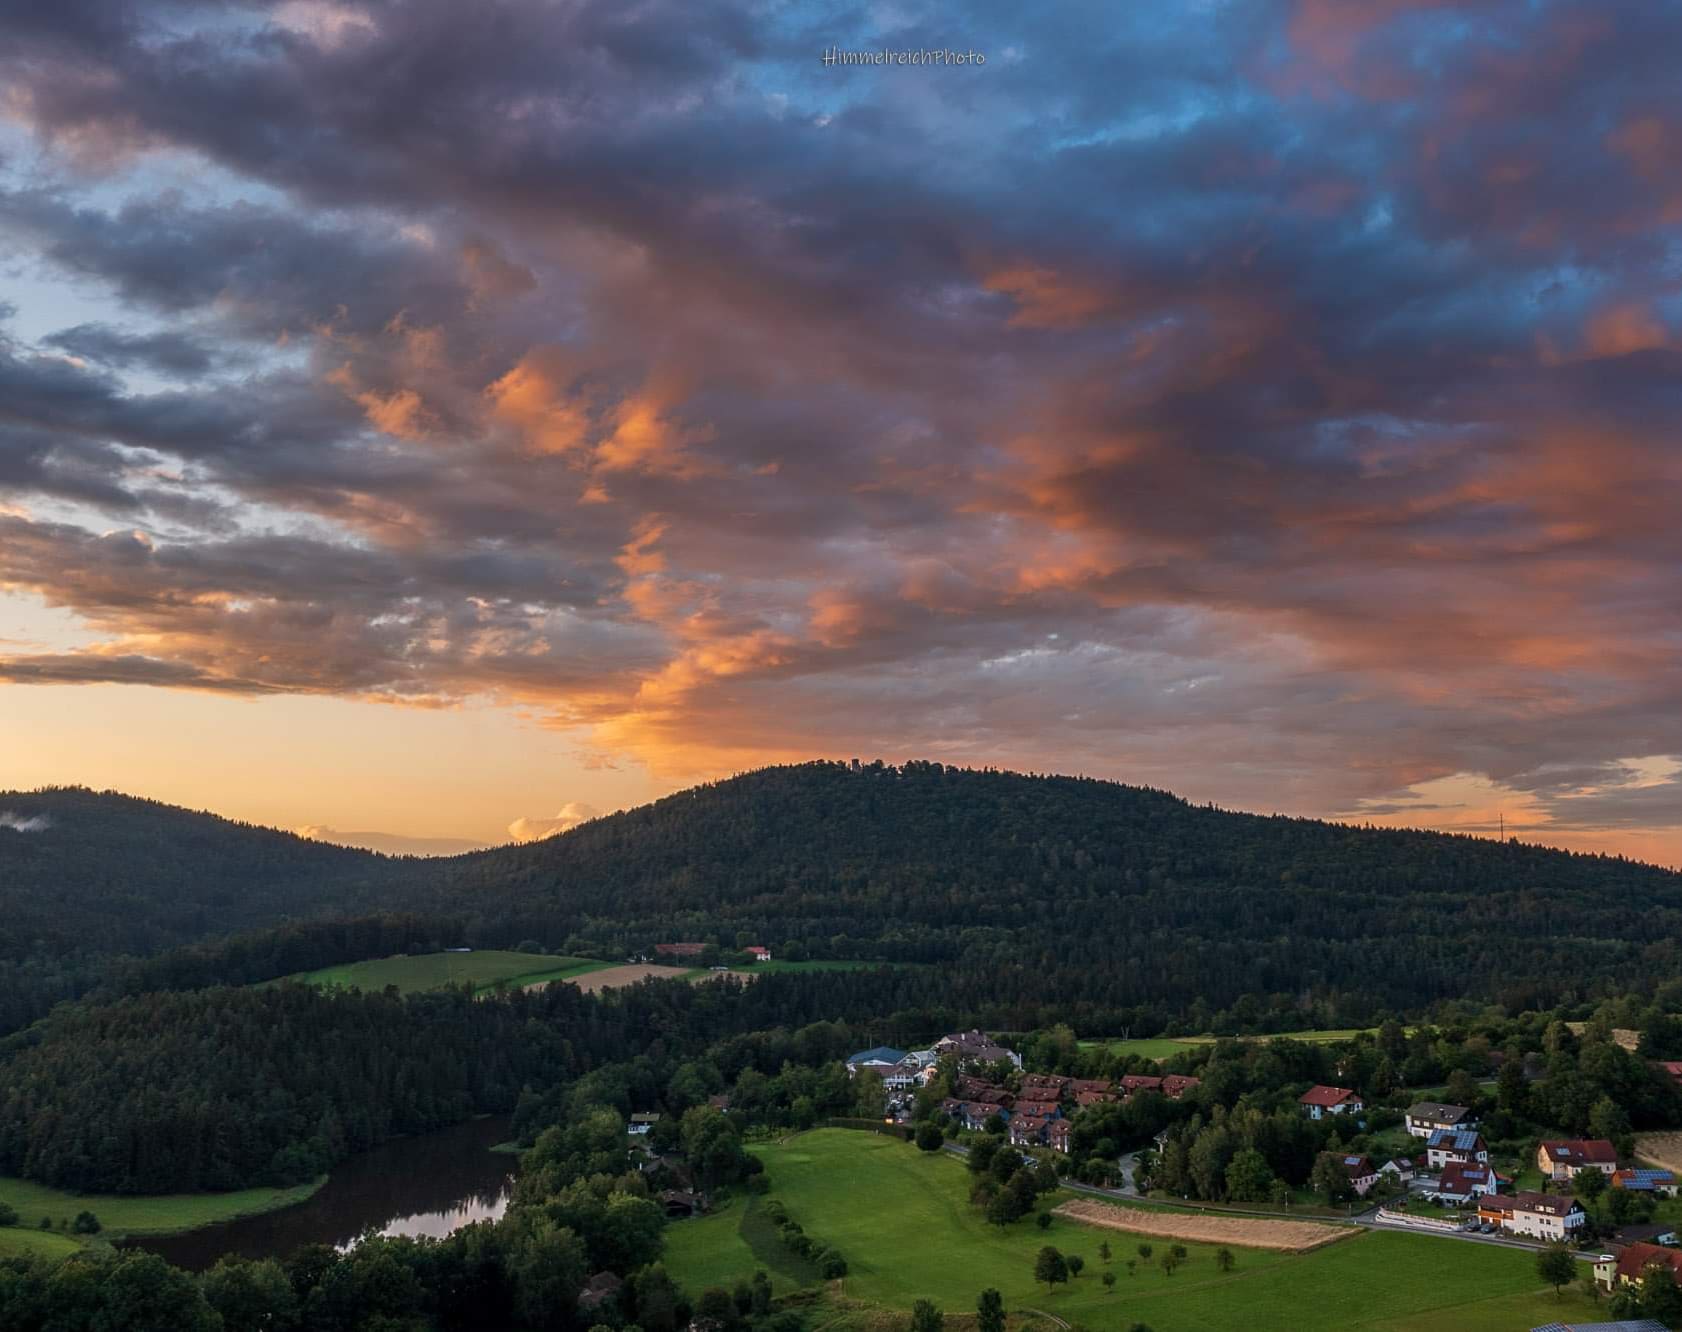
[
  {"left": 200, "top": 1257, "right": 299, "bottom": 1332},
  {"left": 1497, "top": 1058, "right": 1529, "bottom": 1118},
  {"left": 1536, "top": 1244, "right": 1576, "bottom": 1298},
  {"left": 986, "top": 1191, "right": 1019, "bottom": 1227},
  {"left": 1035, "top": 1210, "right": 1053, "bottom": 1230},
  {"left": 1224, "top": 1149, "right": 1275, "bottom": 1203},
  {"left": 1574, "top": 1166, "right": 1608, "bottom": 1203},
  {"left": 1101, "top": 1271, "right": 1116, "bottom": 1294},
  {"left": 916, "top": 1122, "right": 945, "bottom": 1152},
  {"left": 1310, "top": 1155, "right": 1353, "bottom": 1205},
  {"left": 1137, "top": 1243, "right": 1153, "bottom": 1262},
  {"left": 1034, "top": 1246, "right": 1069, "bottom": 1293},
  {"left": 71, "top": 1210, "right": 101, "bottom": 1234},
  {"left": 1098, "top": 1239, "right": 1112, "bottom": 1264},
  {"left": 911, "top": 1298, "right": 944, "bottom": 1332},
  {"left": 977, "top": 1288, "right": 1006, "bottom": 1332},
  {"left": 751, "top": 1271, "right": 773, "bottom": 1317},
  {"left": 0, "top": 1203, "right": 17, "bottom": 1227},
  {"left": 969, "top": 1138, "right": 1000, "bottom": 1176},
  {"left": 1216, "top": 1247, "right": 1235, "bottom": 1273},
  {"left": 1067, "top": 1254, "right": 1085, "bottom": 1278},
  {"left": 1160, "top": 1252, "right": 1182, "bottom": 1277}
]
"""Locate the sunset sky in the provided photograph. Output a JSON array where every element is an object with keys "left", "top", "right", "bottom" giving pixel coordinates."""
[{"left": 1, "top": 1, "right": 1679, "bottom": 862}]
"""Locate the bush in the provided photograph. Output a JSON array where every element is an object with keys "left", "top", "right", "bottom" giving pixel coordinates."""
[
  {"left": 818, "top": 1250, "right": 848, "bottom": 1279},
  {"left": 0, "top": 1203, "right": 18, "bottom": 1227},
  {"left": 71, "top": 1211, "right": 101, "bottom": 1235}
]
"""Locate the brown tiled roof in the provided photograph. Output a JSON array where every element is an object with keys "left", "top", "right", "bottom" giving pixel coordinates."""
[
  {"left": 1540, "top": 1139, "right": 1617, "bottom": 1165},
  {"left": 1299, "top": 1084, "right": 1359, "bottom": 1107},
  {"left": 1616, "top": 1242, "right": 1682, "bottom": 1284}
]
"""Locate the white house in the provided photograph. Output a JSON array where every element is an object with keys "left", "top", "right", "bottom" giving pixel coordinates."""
[
  {"left": 1299, "top": 1085, "right": 1363, "bottom": 1119},
  {"left": 1504, "top": 1192, "right": 1586, "bottom": 1242},
  {"left": 1404, "top": 1102, "right": 1477, "bottom": 1138},
  {"left": 1538, "top": 1139, "right": 1618, "bottom": 1180},
  {"left": 1426, "top": 1129, "right": 1489, "bottom": 1170}
]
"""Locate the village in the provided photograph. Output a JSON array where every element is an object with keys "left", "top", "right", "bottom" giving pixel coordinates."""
[{"left": 843, "top": 1028, "right": 1682, "bottom": 1308}]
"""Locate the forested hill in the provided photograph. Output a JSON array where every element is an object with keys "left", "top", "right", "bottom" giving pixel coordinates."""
[
  {"left": 0, "top": 787, "right": 408, "bottom": 959},
  {"left": 9, "top": 764, "right": 1682, "bottom": 1027},
  {"left": 430, "top": 761, "right": 1682, "bottom": 1016}
]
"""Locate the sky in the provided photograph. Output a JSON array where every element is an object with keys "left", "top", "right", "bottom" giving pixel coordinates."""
[{"left": 0, "top": 0, "right": 1679, "bottom": 862}]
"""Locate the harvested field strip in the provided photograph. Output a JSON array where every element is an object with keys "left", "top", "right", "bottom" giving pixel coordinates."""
[
  {"left": 1634, "top": 1131, "right": 1682, "bottom": 1173},
  {"left": 1055, "top": 1198, "right": 1353, "bottom": 1252},
  {"left": 562, "top": 963, "right": 699, "bottom": 992}
]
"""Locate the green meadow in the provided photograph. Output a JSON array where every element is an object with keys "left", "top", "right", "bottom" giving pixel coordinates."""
[
  {"left": 0, "top": 1228, "right": 84, "bottom": 1260},
  {"left": 0, "top": 1175, "right": 325, "bottom": 1238},
  {"left": 1084, "top": 1028, "right": 1384, "bottom": 1060},
  {"left": 662, "top": 1129, "right": 1606, "bottom": 1331},
  {"left": 277, "top": 950, "right": 615, "bottom": 995}
]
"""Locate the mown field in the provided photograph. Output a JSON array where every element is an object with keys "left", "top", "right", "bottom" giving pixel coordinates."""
[
  {"left": 278, "top": 950, "right": 614, "bottom": 995},
  {"left": 662, "top": 1130, "right": 1607, "bottom": 1330},
  {"left": 0, "top": 1228, "right": 84, "bottom": 1260},
  {"left": 0, "top": 1175, "right": 326, "bottom": 1238}
]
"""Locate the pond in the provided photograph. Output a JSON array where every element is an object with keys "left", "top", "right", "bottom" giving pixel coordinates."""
[{"left": 130, "top": 1115, "right": 517, "bottom": 1271}]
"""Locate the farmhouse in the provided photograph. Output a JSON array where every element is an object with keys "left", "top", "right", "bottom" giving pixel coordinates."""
[
  {"left": 1539, "top": 1139, "right": 1618, "bottom": 1180},
  {"left": 1426, "top": 1129, "right": 1490, "bottom": 1170},
  {"left": 1504, "top": 1191, "right": 1586, "bottom": 1242},
  {"left": 656, "top": 942, "right": 707, "bottom": 958},
  {"left": 628, "top": 1112, "right": 662, "bottom": 1136},
  {"left": 1299, "top": 1085, "right": 1363, "bottom": 1119},
  {"left": 1405, "top": 1101, "right": 1477, "bottom": 1138},
  {"left": 1596, "top": 1241, "right": 1682, "bottom": 1292},
  {"left": 1613, "top": 1168, "right": 1680, "bottom": 1196}
]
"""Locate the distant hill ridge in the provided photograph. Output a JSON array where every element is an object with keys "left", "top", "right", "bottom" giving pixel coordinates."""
[{"left": 5, "top": 763, "right": 1682, "bottom": 1027}]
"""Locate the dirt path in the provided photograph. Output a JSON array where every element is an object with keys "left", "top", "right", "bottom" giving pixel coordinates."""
[
  {"left": 1055, "top": 1198, "right": 1352, "bottom": 1252},
  {"left": 1635, "top": 1131, "right": 1682, "bottom": 1172}
]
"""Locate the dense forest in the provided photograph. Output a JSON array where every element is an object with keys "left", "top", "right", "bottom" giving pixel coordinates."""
[{"left": 6, "top": 763, "right": 1682, "bottom": 1040}]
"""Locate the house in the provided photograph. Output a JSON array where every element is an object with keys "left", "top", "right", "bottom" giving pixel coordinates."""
[
  {"left": 882, "top": 1058, "right": 924, "bottom": 1091},
  {"left": 1657, "top": 1061, "right": 1682, "bottom": 1087},
  {"left": 1047, "top": 1120, "right": 1073, "bottom": 1154},
  {"left": 1299, "top": 1085, "right": 1363, "bottom": 1119},
  {"left": 1067, "top": 1078, "right": 1111, "bottom": 1097},
  {"left": 706, "top": 1094, "right": 732, "bottom": 1111},
  {"left": 656, "top": 942, "right": 707, "bottom": 958},
  {"left": 1478, "top": 1195, "right": 1517, "bottom": 1226},
  {"left": 577, "top": 1271, "right": 624, "bottom": 1315},
  {"left": 1597, "top": 1242, "right": 1682, "bottom": 1292},
  {"left": 1435, "top": 1161, "right": 1499, "bottom": 1202},
  {"left": 1013, "top": 1099, "right": 1061, "bottom": 1120},
  {"left": 939, "top": 1098, "right": 1006, "bottom": 1132},
  {"left": 1325, "top": 1152, "right": 1379, "bottom": 1196},
  {"left": 1504, "top": 1192, "right": 1587, "bottom": 1242},
  {"left": 1426, "top": 1129, "right": 1490, "bottom": 1170},
  {"left": 1379, "top": 1157, "right": 1415, "bottom": 1182},
  {"left": 628, "top": 1112, "right": 662, "bottom": 1136},
  {"left": 1008, "top": 1112, "right": 1050, "bottom": 1147},
  {"left": 935, "top": 1030, "right": 1023, "bottom": 1068},
  {"left": 1075, "top": 1089, "right": 1117, "bottom": 1108},
  {"left": 744, "top": 945, "right": 772, "bottom": 962},
  {"left": 1161, "top": 1074, "right": 1202, "bottom": 1099},
  {"left": 846, "top": 1045, "right": 908, "bottom": 1076},
  {"left": 1022, "top": 1073, "right": 1073, "bottom": 1097},
  {"left": 1613, "top": 1169, "right": 1680, "bottom": 1197},
  {"left": 1121, "top": 1075, "right": 1163, "bottom": 1099},
  {"left": 660, "top": 1188, "right": 710, "bottom": 1218},
  {"left": 1612, "top": 1222, "right": 1680, "bottom": 1247},
  {"left": 1539, "top": 1139, "right": 1618, "bottom": 1180},
  {"left": 1405, "top": 1102, "right": 1477, "bottom": 1138}
]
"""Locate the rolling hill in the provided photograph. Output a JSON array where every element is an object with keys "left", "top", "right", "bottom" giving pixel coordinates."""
[{"left": 7, "top": 763, "right": 1682, "bottom": 1030}]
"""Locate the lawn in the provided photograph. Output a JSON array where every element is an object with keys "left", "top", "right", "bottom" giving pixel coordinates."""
[
  {"left": 0, "top": 1174, "right": 326, "bottom": 1238},
  {"left": 276, "top": 950, "right": 614, "bottom": 995},
  {"left": 662, "top": 1130, "right": 1578, "bottom": 1330},
  {"left": 0, "top": 1228, "right": 84, "bottom": 1260}
]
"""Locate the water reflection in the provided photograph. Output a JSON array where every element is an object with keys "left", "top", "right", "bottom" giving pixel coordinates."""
[{"left": 131, "top": 1115, "right": 516, "bottom": 1271}]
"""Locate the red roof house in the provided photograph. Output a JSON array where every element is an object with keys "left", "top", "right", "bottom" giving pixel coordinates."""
[{"left": 1299, "top": 1085, "right": 1363, "bottom": 1118}]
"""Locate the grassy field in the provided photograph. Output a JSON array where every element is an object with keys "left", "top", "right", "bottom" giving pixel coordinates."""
[
  {"left": 662, "top": 1130, "right": 1594, "bottom": 1330},
  {"left": 0, "top": 1228, "right": 84, "bottom": 1260},
  {"left": 278, "top": 950, "right": 614, "bottom": 995},
  {"left": 0, "top": 1174, "right": 326, "bottom": 1238},
  {"left": 1083, "top": 1028, "right": 1381, "bottom": 1060}
]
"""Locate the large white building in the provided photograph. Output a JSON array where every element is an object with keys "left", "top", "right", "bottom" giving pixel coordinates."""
[{"left": 1504, "top": 1192, "right": 1586, "bottom": 1242}]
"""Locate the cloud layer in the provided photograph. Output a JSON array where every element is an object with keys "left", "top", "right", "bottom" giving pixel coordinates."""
[{"left": 0, "top": 0, "right": 1678, "bottom": 859}]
